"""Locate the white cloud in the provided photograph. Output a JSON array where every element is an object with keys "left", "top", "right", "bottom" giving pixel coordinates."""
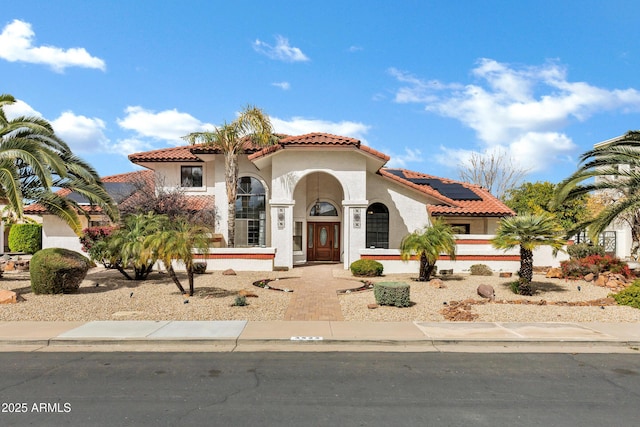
[
  {"left": 0, "top": 19, "right": 105, "bottom": 72},
  {"left": 271, "top": 116, "right": 370, "bottom": 141},
  {"left": 272, "top": 81, "right": 291, "bottom": 90},
  {"left": 385, "top": 147, "right": 423, "bottom": 168},
  {"left": 51, "top": 111, "right": 109, "bottom": 154},
  {"left": 348, "top": 46, "right": 363, "bottom": 53},
  {"left": 390, "top": 59, "right": 640, "bottom": 173},
  {"left": 117, "top": 106, "right": 212, "bottom": 143},
  {"left": 108, "top": 138, "right": 154, "bottom": 156},
  {"left": 2, "top": 99, "right": 42, "bottom": 119},
  {"left": 253, "top": 35, "right": 309, "bottom": 62}
]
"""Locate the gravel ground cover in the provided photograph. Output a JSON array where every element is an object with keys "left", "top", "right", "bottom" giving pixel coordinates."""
[{"left": 1, "top": 266, "right": 639, "bottom": 322}]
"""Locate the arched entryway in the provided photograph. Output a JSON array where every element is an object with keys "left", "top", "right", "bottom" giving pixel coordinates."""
[{"left": 292, "top": 171, "right": 344, "bottom": 264}]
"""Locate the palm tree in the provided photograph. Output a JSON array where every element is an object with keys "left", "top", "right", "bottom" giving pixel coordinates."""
[
  {"left": 400, "top": 219, "right": 457, "bottom": 281},
  {"left": 183, "top": 105, "right": 276, "bottom": 247},
  {"left": 107, "top": 212, "right": 164, "bottom": 280},
  {"left": 146, "top": 217, "right": 213, "bottom": 296},
  {"left": 0, "top": 93, "right": 117, "bottom": 232},
  {"left": 554, "top": 130, "right": 640, "bottom": 257},
  {"left": 491, "top": 213, "right": 566, "bottom": 295}
]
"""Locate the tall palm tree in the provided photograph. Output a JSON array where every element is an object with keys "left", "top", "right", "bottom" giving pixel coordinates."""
[
  {"left": 146, "top": 217, "right": 213, "bottom": 296},
  {"left": 554, "top": 130, "right": 640, "bottom": 257},
  {"left": 400, "top": 219, "right": 457, "bottom": 281},
  {"left": 0, "top": 93, "right": 117, "bottom": 232},
  {"left": 183, "top": 105, "right": 276, "bottom": 247},
  {"left": 491, "top": 213, "right": 566, "bottom": 295}
]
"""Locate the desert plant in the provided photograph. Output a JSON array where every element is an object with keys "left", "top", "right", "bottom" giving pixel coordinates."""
[
  {"left": 350, "top": 259, "right": 384, "bottom": 277},
  {"left": 233, "top": 296, "right": 248, "bottom": 306},
  {"left": 566, "top": 243, "right": 605, "bottom": 260},
  {"left": 373, "top": 282, "right": 411, "bottom": 307},
  {"left": 470, "top": 264, "right": 493, "bottom": 276},
  {"left": 561, "top": 254, "right": 632, "bottom": 279},
  {"left": 8, "top": 223, "right": 42, "bottom": 254},
  {"left": 612, "top": 280, "right": 640, "bottom": 309},
  {"left": 30, "top": 248, "right": 93, "bottom": 294},
  {"left": 400, "top": 219, "right": 456, "bottom": 281}
]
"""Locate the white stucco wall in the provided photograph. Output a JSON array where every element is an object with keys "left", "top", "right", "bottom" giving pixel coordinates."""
[{"left": 42, "top": 215, "right": 83, "bottom": 253}]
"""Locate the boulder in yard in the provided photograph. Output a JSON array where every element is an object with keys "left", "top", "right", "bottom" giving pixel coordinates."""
[
  {"left": 222, "top": 268, "right": 236, "bottom": 276},
  {"left": 477, "top": 284, "right": 495, "bottom": 301},
  {"left": 545, "top": 267, "right": 563, "bottom": 279},
  {"left": 0, "top": 289, "right": 17, "bottom": 304}
]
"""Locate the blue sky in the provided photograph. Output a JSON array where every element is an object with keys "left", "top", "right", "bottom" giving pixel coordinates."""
[{"left": 2, "top": 0, "right": 640, "bottom": 185}]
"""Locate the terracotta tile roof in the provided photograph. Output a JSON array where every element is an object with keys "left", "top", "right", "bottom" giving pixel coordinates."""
[
  {"left": 129, "top": 145, "right": 204, "bottom": 163},
  {"left": 25, "top": 170, "right": 155, "bottom": 215},
  {"left": 248, "top": 132, "right": 390, "bottom": 162},
  {"left": 380, "top": 168, "right": 515, "bottom": 217}
]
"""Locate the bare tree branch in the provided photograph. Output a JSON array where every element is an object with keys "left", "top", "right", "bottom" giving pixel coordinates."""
[{"left": 457, "top": 149, "right": 529, "bottom": 199}]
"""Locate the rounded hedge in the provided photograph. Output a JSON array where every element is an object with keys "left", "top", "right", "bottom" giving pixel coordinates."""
[
  {"left": 350, "top": 259, "right": 384, "bottom": 277},
  {"left": 8, "top": 223, "right": 42, "bottom": 254},
  {"left": 30, "top": 248, "right": 94, "bottom": 294}
]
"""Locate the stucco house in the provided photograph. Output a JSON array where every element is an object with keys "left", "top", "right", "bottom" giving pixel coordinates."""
[
  {"left": 23, "top": 132, "right": 569, "bottom": 272},
  {"left": 125, "top": 132, "right": 526, "bottom": 272}
]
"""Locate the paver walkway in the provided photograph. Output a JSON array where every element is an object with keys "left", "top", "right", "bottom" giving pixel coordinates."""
[{"left": 283, "top": 263, "right": 362, "bottom": 321}]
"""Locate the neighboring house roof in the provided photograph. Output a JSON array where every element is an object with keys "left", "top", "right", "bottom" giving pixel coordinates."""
[
  {"left": 24, "top": 170, "right": 214, "bottom": 216},
  {"left": 24, "top": 170, "right": 154, "bottom": 215},
  {"left": 380, "top": 168, "right": 515, "bottom": 217}
]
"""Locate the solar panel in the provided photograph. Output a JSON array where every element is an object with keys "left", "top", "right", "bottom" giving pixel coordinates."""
[
  {"left": 385, "top": 169, "right": 406, "bottom": 178},
  {"left": 65, "top": 182, "right": 137, "bottom": 204},
  {"left": 407, "top": 177, "right": 482, "bottom": 201}
]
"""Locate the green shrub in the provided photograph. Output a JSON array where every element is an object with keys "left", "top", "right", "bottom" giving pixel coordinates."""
[
  {"left": 612, "top": 281, "right": 640, "bottom": 309},
  {"left": 470, "top": 264, "right": 493, "bottom": 276},
  {"left": 374, "top": 282, "right": 410, "bottom": 307},
  {"left": 350, "top": 259, "right": 384, "bottom": 277},
  {"left": 8, "top": 223, "right": 42, "bottom": 254},
  {"left": 233, "top": 296, "right": 248, "bottom": 306},
  {"left": 567, "top": 243, "right": 605, "bottom": 260},
  {"left": 30, "top": 248, "right": 93, "bottom": 294}
]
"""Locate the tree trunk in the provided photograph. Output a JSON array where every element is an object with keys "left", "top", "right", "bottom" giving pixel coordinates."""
[
  {"left": 225, "top": 152, "right": 239, "bottom": 248},
  {"left": 114, "top": 263, "right": 133, "bottom": 281},
  {"left": 519, "top": 247, "right": 533, "bottom": 283},
  {"left": 418, "top": 252, "right": 429, "bottom": 281},
  {"left": 188, "top": 268, "right": 195, "bottom": 297},
  {"left": 165, "top": 263, "right": 186, "bottom": 294}
]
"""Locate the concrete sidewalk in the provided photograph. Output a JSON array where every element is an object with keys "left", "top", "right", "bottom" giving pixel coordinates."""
[{"left": 0, "top": 320, "right": 639, "bottom": 353}]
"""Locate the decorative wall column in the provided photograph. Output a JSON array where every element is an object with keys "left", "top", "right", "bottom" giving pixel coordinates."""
[
  {"left": 342, "top": 200, "right": 368, "bottom": 269},
  {"left": 269, "top": 200, "right": 295, "bottom": 269}
]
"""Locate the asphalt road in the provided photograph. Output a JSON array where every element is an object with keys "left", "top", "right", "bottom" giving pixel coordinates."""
[{"left": 0, "top": 352, "right": 638, "bottom": 426}]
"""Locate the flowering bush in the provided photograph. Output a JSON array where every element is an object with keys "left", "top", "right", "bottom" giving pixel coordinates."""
[
  {"left": 560, "top": 254, "right": 633, "bottom": 279},
  {"left": 79, "top": 226, "right": 116, "bottom": 267}
]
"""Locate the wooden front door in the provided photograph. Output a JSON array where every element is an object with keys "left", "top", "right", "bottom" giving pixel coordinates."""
[{"left": 308, "top": 222, "right": 340, "bottom": 262}]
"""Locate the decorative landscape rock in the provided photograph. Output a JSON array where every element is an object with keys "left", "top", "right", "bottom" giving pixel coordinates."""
[
  {"left": 222, "top": 268, "right": 236, "bottom": 276},
  {"left": 0, "top": 289, "right": 18, "bottom": 304},
  {"left": 429, "top": 278, "right": 446, "bottom": 288},
  {"left": 476, "top": 284, "right": 495, "bottom": 301},
  {"left": 30, "top": 248, "right": 93, "bottom": 294},
  {"left": 545, "top": 268, "right": 563, "bottom": 278},
  {"left": 238, "top": 289, "right": 258, "bottom": 298}
]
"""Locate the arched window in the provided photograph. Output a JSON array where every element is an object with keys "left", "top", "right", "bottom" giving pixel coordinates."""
[
  {"left": 310, "top": 201, "right": 338, "bottom": 217},
  {"left": 366, "top": 203, "right": 389, "bottom": 249},
  {"left": 235, "top": 176, "right": 266, "bottom": 247}
]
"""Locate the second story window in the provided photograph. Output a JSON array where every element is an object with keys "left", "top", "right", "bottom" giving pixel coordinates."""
[{"left": 181, "top": 165, "right": 203, "bottom": 187}]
